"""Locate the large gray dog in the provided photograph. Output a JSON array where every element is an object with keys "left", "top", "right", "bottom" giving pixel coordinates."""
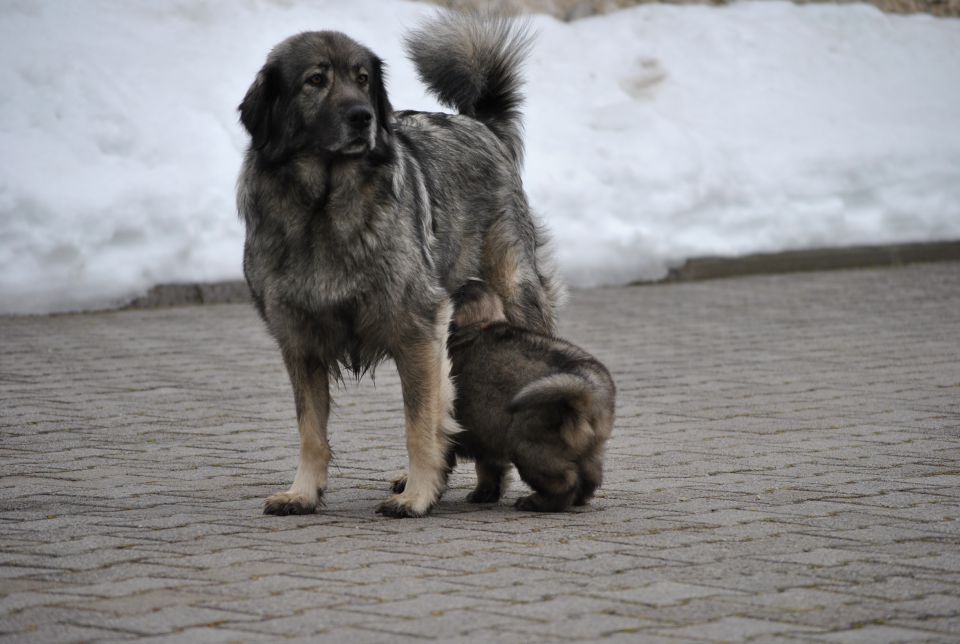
[{"left": 236, "top": 12, "right": 560, "bottom": 517}]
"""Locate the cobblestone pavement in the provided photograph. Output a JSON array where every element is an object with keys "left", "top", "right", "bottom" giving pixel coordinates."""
[{"left": 2, "top": 263, "right": 959, "bottom": 643}]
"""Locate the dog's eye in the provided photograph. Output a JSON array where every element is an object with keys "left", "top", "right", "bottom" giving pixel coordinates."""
[
  {"left": 306, "top": 73, "right": 327, "bottom": 88},
  {"left": 357, "top": 72, "right": 369, "bottom": 85}
]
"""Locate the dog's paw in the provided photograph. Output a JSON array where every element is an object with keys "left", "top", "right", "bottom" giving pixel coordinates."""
[
  {"left": 390, "top": 474, "right": 407, "bottom": 494},
  {"left": 375, "top": 494, "right": 432, "bottom": 519},
  {"left": 263, "top": 490, "right": 321, "bottom": 516},
  {"left": 466, "top": 487, "right": 501, "bottom": 503}
]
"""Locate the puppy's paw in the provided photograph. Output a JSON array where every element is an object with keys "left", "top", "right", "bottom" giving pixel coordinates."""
[
  {"left": 573, "top": 492, "right": 594, "bottom": 506},
  {"left": 514, "top": 493, "right": 569, "bottom": 513},
  {"left": 263, "top": 489, "right": 321, "bottom": 516},
  {"left": 375, "top": 494, "right": 432, "bottom": 519},
  {"left": 514, "top": 494, "right": 540, "bottom": 512},
  {"left": 466, "top": 487, "right": 501, "bottom": 503},
  {"left": 390, "top": 474, "right": 408, "bottom": 494}
]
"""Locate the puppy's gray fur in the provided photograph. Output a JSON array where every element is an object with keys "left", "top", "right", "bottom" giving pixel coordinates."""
[
  {"left": 446, "top": 281, "right": 615, "bottom": 512},
  {"left": 236, "top": 12, "right": 560, "bottom": 517}
]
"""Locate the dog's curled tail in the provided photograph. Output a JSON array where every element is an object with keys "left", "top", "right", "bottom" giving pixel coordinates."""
[{"left": 404, "top": 11, "right": 533, "bottom": 166}]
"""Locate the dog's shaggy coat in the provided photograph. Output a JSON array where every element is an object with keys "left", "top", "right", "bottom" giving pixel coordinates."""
[{"left": 236, "top": 12, "right": 560, "bottom": 517}]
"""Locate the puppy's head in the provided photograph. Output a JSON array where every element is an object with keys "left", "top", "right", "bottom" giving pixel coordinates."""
[
  {"left": 239, "top": 31, "right": 393, "bottom": 164},
  {"left": 451, "top": 279, "right": 507, "bottom": 330}
]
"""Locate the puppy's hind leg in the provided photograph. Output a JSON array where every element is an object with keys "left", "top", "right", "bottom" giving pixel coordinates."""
[
  {"left": 447, "top": 430, "right": 508, "bottom": 503},
  {"left": 378, "top": 304, "right": 457, "bottom": 518},
  {"left": 466, "top": 459, "right": 509, "bottom": 503},
  {"left": 264, "top": 354, "right": 331, "bottom": 515}
]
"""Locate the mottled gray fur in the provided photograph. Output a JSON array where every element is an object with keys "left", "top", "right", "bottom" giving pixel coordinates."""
[
  {"left": 235, "top": 12, "right": 560, "bottom": 518},
  {"left": 445, "top": 281, "right": 615, "bottom": 512}
]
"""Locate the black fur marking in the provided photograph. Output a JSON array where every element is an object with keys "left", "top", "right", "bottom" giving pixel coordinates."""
[
  {"left": 370, "top": 56, "right": 394, "bottom": 138},
  {"left": 239, "top": 64, "right": 311, "bottom": 169}
]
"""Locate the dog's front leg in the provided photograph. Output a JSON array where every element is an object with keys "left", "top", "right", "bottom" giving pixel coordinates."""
[
  {"left": 377, "top": 308, "right": 456, "bottom": 518},
  {"left": 264, "top": 354, "right": 331, "bottom": 515}
]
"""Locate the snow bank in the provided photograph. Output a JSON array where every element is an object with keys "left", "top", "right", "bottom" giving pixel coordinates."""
[{"left": 1, "top": 0, "right": 958, "bottom": 313}]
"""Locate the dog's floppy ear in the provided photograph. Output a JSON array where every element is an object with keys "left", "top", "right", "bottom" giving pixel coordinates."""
[
  {"left": 239, "top": 63, "right": 287, "bottom": 160},
  {"left": 370, "top": 56, "right": 393, "bottom": 138}
]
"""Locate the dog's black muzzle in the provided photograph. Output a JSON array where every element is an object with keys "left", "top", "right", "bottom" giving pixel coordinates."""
[{"left": 345, "top": 104, "right": 373, "bottom": 132}]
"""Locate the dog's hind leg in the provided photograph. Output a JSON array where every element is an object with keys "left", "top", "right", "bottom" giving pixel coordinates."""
[
  {"left": 264, "top": 355, "right": 331, "bottom": 515},
  {"left": 378, "top": 303, "right": 457, "bottom": 518},
  {"left": 390, "top": 444, "right": 457, "bottom": 494},
  {"left": 481, "top": 218, "right": 558, "bottom": 336}
]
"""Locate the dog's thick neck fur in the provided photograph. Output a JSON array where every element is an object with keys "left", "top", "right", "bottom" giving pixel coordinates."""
[
  {"left": 245, "top": 96, "right": 394, "bottom": 201},
  {"left": 247, "top": 159, "right": 387, "bottom": 283}
]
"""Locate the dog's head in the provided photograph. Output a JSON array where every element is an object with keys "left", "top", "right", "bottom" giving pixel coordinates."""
[{"left": 239, "top": 31, "right": 393, "bottom": 164}]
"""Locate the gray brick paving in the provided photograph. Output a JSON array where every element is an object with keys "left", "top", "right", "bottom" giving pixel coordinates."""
[{"left": 2, "top": 262, "right": 959, "bottom": 642}]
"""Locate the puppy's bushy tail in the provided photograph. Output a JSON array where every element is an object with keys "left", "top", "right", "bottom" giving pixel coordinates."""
[
  {"left": 404, "top": 11, "right": 533, "bottom": 166},
  {"left": 510, "top": 372, "right": 615, "bottom": 452},
  {"left": 509, "top": 374, "right": 593, "bottom": 414}
]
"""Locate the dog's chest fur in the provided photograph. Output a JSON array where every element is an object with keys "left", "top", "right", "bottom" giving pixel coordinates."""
[
  {"left": 239, "top": 155, "right": 428, "bottom": 368},
  {"left": 237, "top": 113, "right": 531, "bottom": 372},
  {"left": 243, "top": 156, "right": 410, "bottom": 301}
]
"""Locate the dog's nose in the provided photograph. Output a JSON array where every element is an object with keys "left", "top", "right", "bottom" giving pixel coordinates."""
[{"left": 346, "top": 105, "right": 373, "bottom": 129}]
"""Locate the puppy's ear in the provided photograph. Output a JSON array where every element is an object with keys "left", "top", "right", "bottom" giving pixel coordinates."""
[
  {"left": 370, "top": 56, "right": 393, "bottom": 138},
  {"left": 239, "top": 63, "right": 285, "bottom": 158}
]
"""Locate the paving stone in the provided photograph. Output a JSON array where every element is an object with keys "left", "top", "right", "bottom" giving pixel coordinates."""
[
  {"left": 0, "top": 623, "right": 136, "bottom": 644},
  {"left": 113, "top": 626, "right": 277, "bottom": 643},
  {"left": 70, "top": 589, "right": 218, "bottom": 618},
  {"left": 357, "top": 607, "right": 538, "bottom": 640},
  {"left": 890, "top": 615, "right": 960, "bottom": 637},
  {"left": 2, "top": 263, "right": 960, "bottom": 642},
  {"left": 725, "top": 598, "right": 933, "bottom": 632},
  {"left": 889, "top": 594, "right": 960, "bottom": 620},
  {"left": 227, "top": 608, "right": 380, "bottom": 638},
  {"left": 595, "top": 580, "right": 748, "bottom": 606},
  {"left": 67, "top": 606, "right": 261, "bottom": 636},
  {"left": 816, "top": 624, "right": 946, "bottom": 643},
  {"left": 504, "top": 611, "right": 661, "bottom": 640},
  {"left": 654, "top": 616, "right": 825, "bottom": 641}
]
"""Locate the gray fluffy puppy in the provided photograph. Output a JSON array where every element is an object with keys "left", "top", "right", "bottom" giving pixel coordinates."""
[{"left": 446, "top": 281, "right": 616, "bottom": 511}]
